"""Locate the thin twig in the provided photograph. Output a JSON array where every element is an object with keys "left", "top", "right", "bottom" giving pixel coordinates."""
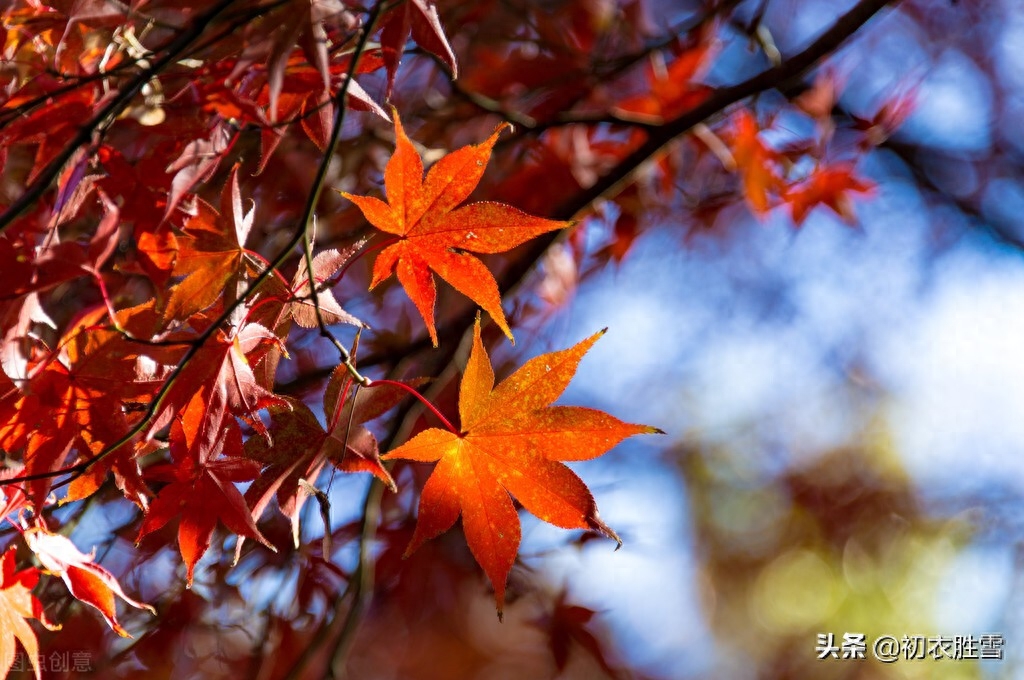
[{"left": 328, "top": 473, "right": 385, "bottom": 678}]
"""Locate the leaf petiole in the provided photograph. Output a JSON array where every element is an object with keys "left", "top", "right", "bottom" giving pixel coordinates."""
[{"left": 364, "top": 378, "right": 458, "bottom": 434}]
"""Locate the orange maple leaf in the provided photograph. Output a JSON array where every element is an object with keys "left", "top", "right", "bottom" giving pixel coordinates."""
[
  {"left": 0, "top": 548, "right": 58, "bottom": 680},
  {"left": 162, "top": 166, "right": 265, "bottom": 322},
  {"left": 342, "top": 112, "right": 570, "bottom": 346},
  {"left": 383, "top": 318, "right": 661, "bottom": 616},
  {"left": 726, "top": 110, "right": 785, "bottom": 216},
  {"left": 613, "top": 40, "right": 715, "bottom": 122}
]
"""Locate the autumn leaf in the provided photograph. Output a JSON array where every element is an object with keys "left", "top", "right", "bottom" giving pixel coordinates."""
[
  {"left": 0, "top": 475, "right": 26, "bottom": 521},
  {"left": 726, "top": 110, "right": 785, "bottom": 216},
  {"left": 286, "top": 244, "right": 365, "bottom": 329},
  {"left": 163, "top": 121, "right": 235, "bottom": 223},
  {"left": 853, "top": 89, "right": 917, "bottom": 146},
  {"left": 0, "top": 548, "right": 58, "bottom": 680},
  {"left": 341, "top": 111, "right": 570, "bottom": 346},
  {"left": 532, "top": 588, "right": 622, "bottom": 678},
  {"left": 612, "top": 37, "right": 715, "bottom": 123},
  {"left": 378, "top": 0, "right": 457, "bottom": 98},
  {"left": 144, "top": 319, "right": 287, "bottom": 462},
  {"left": 0, "top": 309, "right": 149, "bottom": 508},
  {"left": 0, "top": 186, "right": 119, "bottom": 384},
  {"left": 25, "top": 526, "right": 155, "bottom": 637},
  {"left": 794, "top": 69, "right": 841, "bottom": 123},
  {"left": 261, "top": 0, "right": 351, "bottom": 121},
  {"left": 0, "top": 88, "right": 97, "bottom": 184},
  {"left": 162, "top": 165, "right": 262, "bottom": 321},
  {"left": 383, "top": 318, "right": 661, "bottom": 615},
  {"left": 784, "top": 163, "right": 874, "bottom": 225},
  {"left": 137, "top": 421, "right": 273, "bottom": 587},
  {"left": 241, "top": 391, "right": 393, "bottom": 551},
  {"left": 255, "top": 52, "right": 388, "bottom": 162}
]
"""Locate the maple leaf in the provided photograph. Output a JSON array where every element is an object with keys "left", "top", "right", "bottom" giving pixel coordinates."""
[
  {"left": 241, "top": 392, "right": 392, "bottom": 551},
  {"left": 162, "top": 165, "right": 263, "bottom": 321},
  {"left": 0, "top": 475, "right": 26, "bottom": 521},
  {"left": 378, "top": 0, "right": 457, "bottom": 98},
  {"left": 794, "top": 69, "right": 842, "bottom": 122},
  {"left": 0, "top": 186, "right": 119, "bottom": 383},
  {"left": 0, "top": 309, "right": 149, "bottom": 507},
  {"left": 613, "top": 39, "right": 715, "bottom": 123},
  {"left": 342, "top": 112, "right": 569, "bottom": 345},
  {"left": 784, "top": 163, "right": 874, "bottom": 225},
  {"left": 0, "top": 547, "right": 58, "bottom": 680},
  {"left": 854, "top": 89, "right": 917, "bottom": 147},
  {"left": 24, "top": 526, "right": 155, "bottom": 637},
  {"left": 726, "top": 110, "right": 785, "bottom": 216},
  {"left": 137, "top": 421, "right": 273, "bottom": 587},
  {"left": 163, "top": 120, "right": 235, "bottom": 222},
  {"left": 261, "top": 0, "right": 353, "bottom": 121},
  {"left": 0, "top": 87, "right": 97, "bottom": 184},
  {"left": 383, "top": 318, "right": 661, "bottom": 615},
  {"left": 286, "top": 244, "right": 365, "bottom": 329},
  {"left": 144, "top": 319, "right": 287, "bottom": 462},
  {"left": 254, "top": 53, "right": 388, "bottom": 161},
  {"left": 532, "top": 588, "right": 622, "bottom": 678}
]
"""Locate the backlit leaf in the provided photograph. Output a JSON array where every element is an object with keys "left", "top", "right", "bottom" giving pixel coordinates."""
[
  {"left": 25, "top": 526, "right": 154, "bottom": 637},
  {"left": 0, "top": 548, "right": 57, "bottom": 680},
  {"left": 342, "top": 112, "right": 569, "bottom": 345},
  {"left": 383, "top": 318, "right": 661, "bottom": 615}
]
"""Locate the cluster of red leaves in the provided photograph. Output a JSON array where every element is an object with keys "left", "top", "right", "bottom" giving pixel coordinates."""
[
  {"left": 718, "top": 68, "right": 916, "bottom": 227},
  {"left": 0, "top": 1, "right": 665, "bottom": 668}
]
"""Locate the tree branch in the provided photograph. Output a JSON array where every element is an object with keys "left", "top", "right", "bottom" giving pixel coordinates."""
[
  {"left": 340, "top": 0, "right": 900, "bottom": 386},
  {"left": 548, "top": 0, "right": 897, "bottom": 224}
]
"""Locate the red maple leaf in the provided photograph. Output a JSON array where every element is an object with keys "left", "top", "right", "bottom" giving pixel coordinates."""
[
  {"left": 378, "top": 0, "right": 457, "bottom": 98},
  {"left": 613, "top": 38, "right": 715, "bottom": 122},
  {"left": 25, "top": 525, "right": 154, "bottom": 637},
  {"left": 240, "top": 376, "right": 402, "bottom": 551},
  {"left": 784, "top": 163, "right": 874, "bottom": 225},
  {"left": 136, "top": 421, "right": 273, "bottom": 587},
  {"left": 143, "top": 319, "right": 287, "bottom": 462},
  {"left": 532, "top": 588, "right": 622, "bottom": 678}
]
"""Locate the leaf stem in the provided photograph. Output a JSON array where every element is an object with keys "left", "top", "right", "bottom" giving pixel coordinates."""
[{"left": 364, "top": 378, "right": 459, "bottom": 434}]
